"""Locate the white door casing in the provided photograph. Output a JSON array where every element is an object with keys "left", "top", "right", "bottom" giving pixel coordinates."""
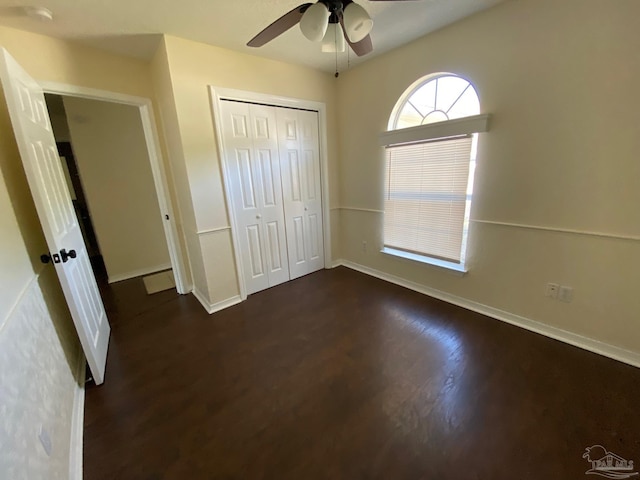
[
  {"left": 40, "top": 81, "right": 190, "bottom": 295},
  {"left": 276, "top": 108, "right": 325, "bottom": 280},
  {"left": 220, "top": 100, "right": 290, "bottom": 295},
  {"left": 0, "top": 48, "right": 111, "bottom": 385}
]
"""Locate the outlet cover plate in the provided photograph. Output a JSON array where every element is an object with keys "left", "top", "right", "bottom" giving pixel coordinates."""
[{"left": 559, "top": 285, "right": 573, "bottom": 303}]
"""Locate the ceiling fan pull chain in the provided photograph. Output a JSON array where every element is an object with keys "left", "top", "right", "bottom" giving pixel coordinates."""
[{"left": 334, "top": 25, "right": 339, "bottom": 78}]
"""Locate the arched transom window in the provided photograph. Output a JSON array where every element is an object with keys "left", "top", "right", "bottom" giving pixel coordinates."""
[
  {"left": 391, "top": 74, "right": 480, "bottom": 129},
  {"left": 380, "top": 73, "right": 489, "bottom": 272}
]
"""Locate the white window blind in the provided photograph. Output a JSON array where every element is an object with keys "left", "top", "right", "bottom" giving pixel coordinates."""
[{"left": 384, "top": 135, "right": 473, "bottom": 263}]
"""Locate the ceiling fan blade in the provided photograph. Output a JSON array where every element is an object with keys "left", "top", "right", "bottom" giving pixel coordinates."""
[
  {"left": 247, "top": 3, "right": 312, "bottom": 47},
  {"left": 348, "top": 34, "right": 373, "bottom": 56},
  {"left": 340, "top": 18, "right": 373, "bottom": 57}
]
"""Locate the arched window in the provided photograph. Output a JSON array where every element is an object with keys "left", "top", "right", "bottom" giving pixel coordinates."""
[
  {"left": 390, "top": 74, "right": 480, "bottom": 129},
  {"left": 379, "top": 73, "right": 489, "bottom": 272}
]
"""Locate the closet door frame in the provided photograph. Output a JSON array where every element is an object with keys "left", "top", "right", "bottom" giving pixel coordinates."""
[{"left": 210, "top": 86, "right": 332, "bottom": 301}]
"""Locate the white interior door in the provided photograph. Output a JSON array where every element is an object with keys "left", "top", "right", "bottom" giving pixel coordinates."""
[
  {"left": 0, "top": 48, "right": 111, "bottom": 385},
  {"left": 277, "top": 108, "right": 325, "bottom": 279},
  {"left": 220, "top": 100, "right": 290, "bottom": 295}
]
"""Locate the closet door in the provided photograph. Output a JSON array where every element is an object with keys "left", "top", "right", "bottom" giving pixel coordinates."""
[
  {"left": 277, "top": 108, "right": 325, "bottom": 279},
  {"left": 220, "top": 101, "right": 289, "bottom": 295}
]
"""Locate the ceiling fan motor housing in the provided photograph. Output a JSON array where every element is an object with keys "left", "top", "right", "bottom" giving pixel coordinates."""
[{"left": 320, "top": 0, "right": 350, "bottom": 23}]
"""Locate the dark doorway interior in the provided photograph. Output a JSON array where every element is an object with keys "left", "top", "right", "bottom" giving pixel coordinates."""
[{"left": 55, "top": 141, "right": 106, "bottom": 280}]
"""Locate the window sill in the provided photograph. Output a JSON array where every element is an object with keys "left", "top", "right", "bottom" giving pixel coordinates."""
[{"left": 381, "top": 247, "right": 468, "bottom": 276}]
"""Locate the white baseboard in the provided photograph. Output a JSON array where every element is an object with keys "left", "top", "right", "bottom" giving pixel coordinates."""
[
  {"left": 69, "top": 353, "right": 86, "bottom": 480},
  {"left": 335, "top": 259, "right": 640, "bottom": 369},
  {"left": 107, "top": 263, "right": 173, "bottom": 284},
  {"left": 192, "top": 288, "right": 243, "bottom": 315}
]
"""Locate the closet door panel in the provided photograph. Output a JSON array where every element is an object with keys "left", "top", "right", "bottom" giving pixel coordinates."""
[
  {"left": 299, "top": 110, "right": 324, "bottom": 270},
  {"left": 249, "top": 104, "right": 290, "bottom": 288},
  {"left": 221, "top": 101, "right": 288, "bottom": 294},
  {"left": 276, "top": 108, "right": 324, "bottom": 279},
  {"left": 221, "top": 102, "right": 268, "bottom": 294},
  {"left": 277, "top": 110, "right": 306, "bottom": 279}
]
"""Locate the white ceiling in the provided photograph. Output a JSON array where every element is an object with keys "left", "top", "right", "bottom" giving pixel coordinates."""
[{"left": 0, "top": 0, "right": 507, "bottom": 73}]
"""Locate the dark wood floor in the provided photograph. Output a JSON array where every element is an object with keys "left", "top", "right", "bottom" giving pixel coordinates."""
[{"left": 84, "top": 267, "right": 640, "bottom": 479}]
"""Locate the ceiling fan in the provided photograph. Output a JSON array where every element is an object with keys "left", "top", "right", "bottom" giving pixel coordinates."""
[{"left": 247, "top": 0, "right": 413, "bottom": 57}]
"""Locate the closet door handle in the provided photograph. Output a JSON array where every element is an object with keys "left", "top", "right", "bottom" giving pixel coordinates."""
[
  {"left": 304, "top": 207, "right": 308, "bottom": 211},
  {"left": 256, "top": 214, "right": 262, "bottom": 219}
]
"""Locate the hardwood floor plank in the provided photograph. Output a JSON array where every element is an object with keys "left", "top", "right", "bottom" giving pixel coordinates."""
[{"left": 84, "top": 267, "right": 640, "bottom": 479}]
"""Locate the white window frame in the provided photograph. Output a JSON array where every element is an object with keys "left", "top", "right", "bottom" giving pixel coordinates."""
[
  {"left": 379, "top": 114, "right": 491, "bottom": 148},
  {"left": 380, "top": 75, "right": 491, "bottom": 274}
]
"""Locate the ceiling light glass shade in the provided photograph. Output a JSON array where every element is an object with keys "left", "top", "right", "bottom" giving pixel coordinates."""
[
  {"left": 321, "top": 24, "right": 346, "bottom": 53},
  {"left": 343, "top": 2, "right": 373, "bottom": 43},
  {"left": 300, "top": 3, "right": 330, "bottom": 42}
]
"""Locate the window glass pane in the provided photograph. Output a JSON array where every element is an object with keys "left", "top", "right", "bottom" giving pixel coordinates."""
[
  {"left": 447, "top": 86, "right": 480, "bottom": 120},
  {"left": 423, "top": 110, "right": 448, "bottom": 124},
  {"left": 396, "top": 102, "right": 423, "bottom": 129},
  {"left": 407, "top": 81, "right": 436, "bottom": 117},
  {"left": 434, "top": 76, "right": 471, "bottom": 113},
  {"left": 394, "top": 74, "right": 480, "bottom": 129}
]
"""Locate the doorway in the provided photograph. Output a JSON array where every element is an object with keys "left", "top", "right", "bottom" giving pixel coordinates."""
[
  {"left": 41, "top": 83, "right": 188, "bottom": 295},
  {"left": 45, "top": 93, "right": 174, "bottom": 291}
]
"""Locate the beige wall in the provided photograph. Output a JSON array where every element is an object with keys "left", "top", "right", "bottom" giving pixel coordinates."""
[
  {"left": 63, "top": 97, "right": 170, "bottom": 282},
  {"left": 336, "top": 0, "right": 640, "bottom": 354},
  {"left": 154, "top": 35, "right": 340, "bottom": 307},
  {"left": 0, "top": 26, "right": 162, "bottom": 477},
  {"left": 150, "top": 39, "right": 197, "bottom": 293}
]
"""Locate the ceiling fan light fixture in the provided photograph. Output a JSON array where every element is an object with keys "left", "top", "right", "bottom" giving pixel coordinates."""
[
  {"left": 321, "top": 23, "right": 346, "bottom": 53},
  {"left": 300, "top": 2, "right": 330, "bottom": 42},
  {"left": 342, "top": 2, "right": 373, "bottom": 43}
]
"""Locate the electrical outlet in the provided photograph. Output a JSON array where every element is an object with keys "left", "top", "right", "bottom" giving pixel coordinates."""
[
  {"left": 559, "top": 285, "right": 573, "bottom": 303},
  {"left": 362, "top": 241, "right": 367, "bottom": 253},
  {"left": 545, "top": 283, "right": 559, "bottom": 299},
  {"left": 38, "top": 425, "right": 52, "bottom": 456}
]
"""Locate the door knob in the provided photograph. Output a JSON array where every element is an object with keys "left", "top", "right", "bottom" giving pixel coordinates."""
[
  {"left": 304, "top": 207, "right": 308, "bottom": 211},
  {"left": 256, "top": 214, "right": 262, "bottom": 219},
  {"left": 60, "top": 249, "right": 77, "bottom": 263}
]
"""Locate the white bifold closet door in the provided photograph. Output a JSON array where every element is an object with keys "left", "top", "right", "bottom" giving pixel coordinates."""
[
  {"left": 221, "top": 101, "right": 290, "bottom": 295},
  {"left": 276, "top": 108, "right": 325, "bottom": 280},
  {"left": 220, "top": 100, "right": 324, "bottom": 295}
]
